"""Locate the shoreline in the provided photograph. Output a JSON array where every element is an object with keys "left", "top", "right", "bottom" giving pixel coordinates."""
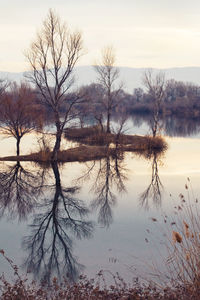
[{"left": 0, "top": 134, "right": 167, "bottom": 162}]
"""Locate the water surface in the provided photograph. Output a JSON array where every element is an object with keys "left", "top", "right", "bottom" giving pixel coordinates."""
[{"left": 0, "top": 119, "right": 200, "bottom": 283}]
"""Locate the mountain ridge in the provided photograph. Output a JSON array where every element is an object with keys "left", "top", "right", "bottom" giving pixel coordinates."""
[{"left": 1, "top": 66, "right": 200, "bottom": 93}]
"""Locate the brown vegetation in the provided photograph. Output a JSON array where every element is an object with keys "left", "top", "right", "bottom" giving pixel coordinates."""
[
  {"left": 0, "top": 249, "right": 200, "bottom": 299},
  {"left": 0, "top": 82, "right": 43, "bottom": 156},
  {"left": 162, "top": 180, "right": 200, "bottom": 290},
  {"left": 0, "top": 145, "right": 115, "bottom": 163},
  {"left": 65, "top": 126, "right": 167, "bottom": 151},
  {"left": 0, "top": 127, "right": 167, "bottom": 162}
]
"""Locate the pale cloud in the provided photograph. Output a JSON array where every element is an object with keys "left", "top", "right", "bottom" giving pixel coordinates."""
[
  {"left": 82, "top": 26, "right": 200, "bottom": 68},
  {"left": 1, "top": 1, "right": 200, "bottom": 71}
]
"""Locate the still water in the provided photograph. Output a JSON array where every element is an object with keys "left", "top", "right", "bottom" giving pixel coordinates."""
[{"left": 0, "top": 116, "right": 200, "bottom": 283}]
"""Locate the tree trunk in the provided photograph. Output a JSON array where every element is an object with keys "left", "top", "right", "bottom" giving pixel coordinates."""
[
  {"left": 51, "top": 113, "right": 62, "bottom": 161},
  {"left": 16, "top": 137, "right": 21, "bottom": 156},
  {"left": 106, "top": 111, "right": 111, "bottom": 133},
  {"left": 51, "top": 130, "right": 62, "bottom": 161},
  {"left": 99, "top": 120, "right": 104, "bottom": 132}
]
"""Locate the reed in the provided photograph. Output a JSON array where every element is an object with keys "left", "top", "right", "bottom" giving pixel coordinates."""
[
  {"left": 145, "top": 178, "right": 200, "bottom": 299},
  {"left": 163, "top": 179, "right": 200, "bottom": 292}
]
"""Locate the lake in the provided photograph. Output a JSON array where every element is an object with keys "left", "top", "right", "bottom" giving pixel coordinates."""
[{"left": 0, "top": 116, "right": 200, "bottom": 284}]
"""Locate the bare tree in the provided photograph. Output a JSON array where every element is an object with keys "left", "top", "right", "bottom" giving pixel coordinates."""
[
  {"left": 94, "top": 46, "right": 122, "bottom": 133},
  {"left": 25, "top": 9, "right": 84, "bottom": 160},
  {"left": 78, "top": 83, "right": 105, "bottom": 130},
  {"left": 143, "top": 69, "right": 165, "bottom": 137},
  {"left": 0, "top": 79, "right": 9, "bottom": 97},
  {"left": 0, "top": 82, "right": 41, "bottom": 156}
]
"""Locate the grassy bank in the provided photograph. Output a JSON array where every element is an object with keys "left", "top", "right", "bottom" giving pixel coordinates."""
[
  {"left": 0, "top": 145, "right": 113, "bottom": 162},
  {"left": 0, "top": 255, "right": 199, "bottom": 300},
  {"left": 65, "top": 126, "right": 167, "bottom": 151},
  {"left": 0, "top": 128, "right": 167, "bottom": 162}
]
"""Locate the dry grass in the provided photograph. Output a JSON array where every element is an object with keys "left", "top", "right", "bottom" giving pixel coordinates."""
[
  {"left": 145, "top": 179, "right": 200, "bottom": 299},
  {"left": 163, "top": 180, "right": 200, "bottom": 290},
  {"left": 0, "top": 126, "right": 167, "bottom": 163},
  {"left": 0, "top": 136, "right": 167, "bottom": 163},
  {"left": 65, "top": 126, "right": 167, "bottom": 151},
  {"left": 0, "top": 146, "right": 116, "bottom": 163},
  {"left": 0, "top": 250, "right": 199, "bottom": 299},
  {"left": 65, "top": 127, "right": 117, "bottom": 146},
  {"left": 65, "top": 125, "right": 101, "bottom": 140},
  {"left": 122, "top": 135, "right": 167, "bottom": 153}
]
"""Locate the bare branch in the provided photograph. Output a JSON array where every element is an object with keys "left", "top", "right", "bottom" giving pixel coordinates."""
[
  {"left": 143, "top": 69, "right": 166, "bottom": 137},
  {"left": 25, "top": 9, "right": 84, "bottom": 160},
  {"left": 93, "top": 46, "right": 122, "bottom": 133}
]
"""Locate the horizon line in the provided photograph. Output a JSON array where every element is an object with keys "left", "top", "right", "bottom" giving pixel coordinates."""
[{"left": 1, "top": 65, "right": 200, "bottom": 74}]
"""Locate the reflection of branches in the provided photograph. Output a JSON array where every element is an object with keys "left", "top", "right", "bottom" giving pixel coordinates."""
[
  {"left": 131, "top": 113, "right": 200, "bottom": 138},
  {"left": 163, "top": 116, "right": 200, "bottom": 137},
  {"left": 0, "top": 162, "right": 44, "bottom": 220},
  {"left": 139, "top": 151, "right": 163, "bottom": 210},
  {"left": 23, "top": 161, "right": 93, "bottom": 283},
  {"left": 76, "top": 149, "right": 128, "bottom": 228},
  {"left": 92, "top": 152, "right": 128, "bottom": 228},
  {"left": 91, "top": 156, "right": 116, "bottom": 228}
]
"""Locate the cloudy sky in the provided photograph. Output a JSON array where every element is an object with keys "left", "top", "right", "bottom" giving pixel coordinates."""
[{"left": 1, "top": 0, "right": 200, "bottom": 72}]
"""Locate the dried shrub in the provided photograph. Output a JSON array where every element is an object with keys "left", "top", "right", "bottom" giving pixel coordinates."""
[
  {"left": 148, "top": 179, "right": 200, "bottom": 298},
  {"left": 65, "top": 126, "right": 167, "bottom": 152},
  {"left": 1, "top": 248, "right": 200, "bottom": 299}
]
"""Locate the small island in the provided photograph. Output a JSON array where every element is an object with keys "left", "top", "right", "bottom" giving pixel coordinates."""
[{"left": 0, "top": 126, "right": 167, "bottom": 162}]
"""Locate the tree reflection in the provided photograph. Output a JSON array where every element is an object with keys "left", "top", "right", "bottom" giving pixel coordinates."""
[
  {"left": 131, "top": 113, "right": 200, "bottom": 137},
  {"left": 22, "top": 161, "right": 93, "bottom": 283},
  {"left": 163, "top": 116, "right": 200, "bottom": 137},
  {"left": 139, "top": 151, "right": 164, "bottom": 210},
  {"left": 76, "top": 149, "right": 128, "bottom": 228},
  {"left": 0, "top": 161, "right": 44, "bottom": 220}
]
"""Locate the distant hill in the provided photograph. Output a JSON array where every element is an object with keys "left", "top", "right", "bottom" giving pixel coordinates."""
[{"left": 1, "top": 66, "right": 200, "bottom": 93}]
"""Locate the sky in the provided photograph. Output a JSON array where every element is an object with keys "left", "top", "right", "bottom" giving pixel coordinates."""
[{"left": 1, "top": 0, "right": 200, "bottom": 72}]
